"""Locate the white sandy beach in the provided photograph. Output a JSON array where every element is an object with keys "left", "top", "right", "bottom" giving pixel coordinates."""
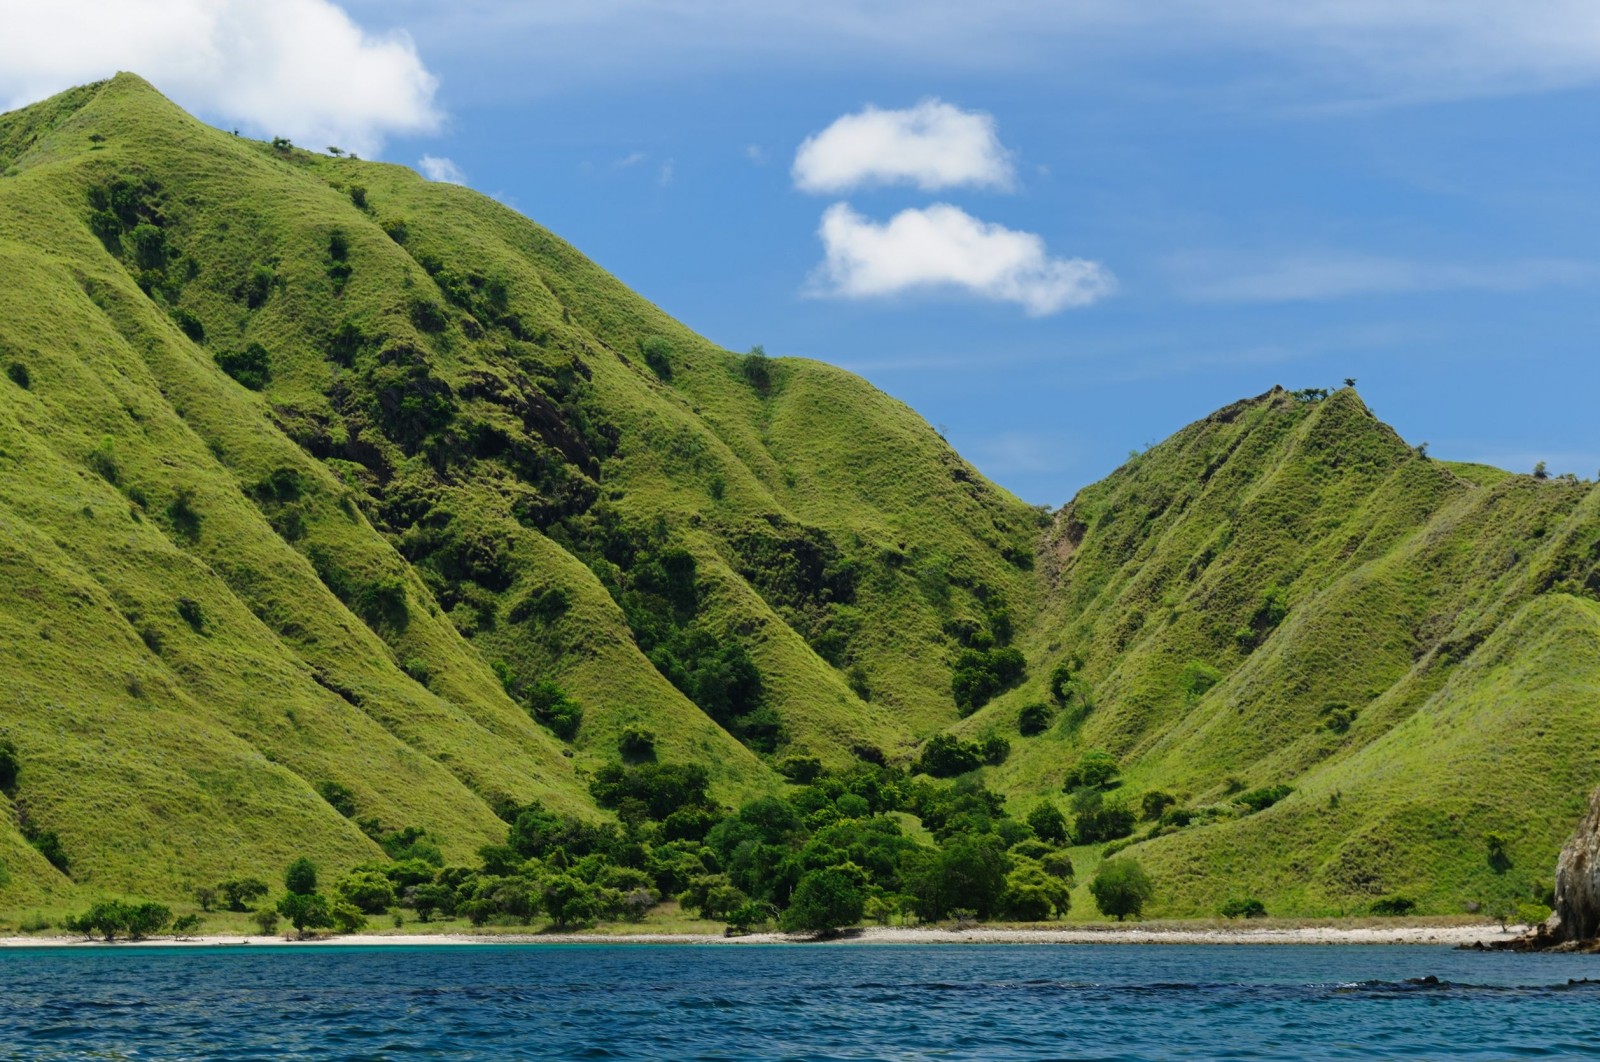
[{"left": 0, "top": 922, "right": 1529, "bottom": 949}]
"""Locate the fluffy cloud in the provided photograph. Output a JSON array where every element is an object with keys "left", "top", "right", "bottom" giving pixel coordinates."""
[
  {"left": 418, "top": 155, "right": 467, "bottom": 184},
  {"left": 0, "top": 0, "right": 440, "bottom": 157},
  {"left": 811, "top": 203, "right": 1115, "bottom": 316},
  {"left": 793, "top": 99, "right": 1013, "bottom": 194},
  {"left": 1173, "top": 251, "right": 1600, "bottom": 302}
]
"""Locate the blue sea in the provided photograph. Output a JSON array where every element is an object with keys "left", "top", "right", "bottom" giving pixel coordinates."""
[{"left": 1, "top": 943, "right": 1597, "bottom": 1059}]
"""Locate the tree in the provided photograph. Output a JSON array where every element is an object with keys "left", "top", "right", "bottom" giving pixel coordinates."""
[
  {"left": 336, "top": 869, "right": 397, "bottom": 914},
  {"left": 277, "top": 891, "right": 333, "bottom": 937},
  {"left": 1027, "top": 802, "right": 1069, "bottom": 844},
  {"left": 779, "top": 867, "right": 865, "bottom": 934},
  {"left": 125, "top": 902, "right": 172, "bottom": 940},
  {"left": 1090, "top": 858, "right": 1153, "bottom": 921},
  {"left": 220, "top": 878, "right": 269, "bottom": 911},
  {"left": 285, "top": 857, "right": 318, "bottom": 896}
]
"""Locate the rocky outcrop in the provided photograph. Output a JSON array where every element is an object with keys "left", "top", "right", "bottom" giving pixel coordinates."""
[{"left": 1509, "top": 786, "right": 1600, "bottom": 951}]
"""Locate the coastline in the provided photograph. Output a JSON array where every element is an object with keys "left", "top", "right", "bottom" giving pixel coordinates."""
[{"left": 0, "top": 920, "right": 1529, "bottom": 949}]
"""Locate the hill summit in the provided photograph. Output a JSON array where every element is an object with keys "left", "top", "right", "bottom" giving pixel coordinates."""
[{"left": 2, "top": 75, "right": 1598, "bottom": 921}]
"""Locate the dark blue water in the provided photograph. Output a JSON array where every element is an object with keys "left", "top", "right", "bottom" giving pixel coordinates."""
[{"left": 1, "top": 943, "right": 1597, "bottom": 1060}]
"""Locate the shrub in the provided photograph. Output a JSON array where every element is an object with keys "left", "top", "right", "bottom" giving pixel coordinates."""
[
  {"left": 1090, "top": 858, "right": 1154, "bottom": 921},
  {"left": 779, "top": 867, "right": 865, "bottom": 934},
  {"left": 23, "top": 825, "right": 68, "bottom": 873},
  {"left": 740, "top": 345, "right": 770, "bottom": 391},
  {"left": 1236, "top": 785, "right": 1292, "bottom": 813},
  {"left": 1063, "top": 749, "right": 1119, "bottom": 791},
  {"left": 1221, "top": 897, "right": 1267, "bottom": 919},
  {"left": 169, "top": 307, "right": 205, "bottom": 341},
  {"left": 215, "top": 343, "right": 270, "bottom": 389},
  {"left": 86, "top": 436, "right": 120, "bottom": 484},
  {"left": 1141, "top": 791, "right": 1176, "bottom": 821},
  {"left": 980, "top": 734, "right": 1011, "bottom": 766},
  {"left": 1320, "top": 702, "right": 1357, "bottom": 734},
  {"left": 618, "top": 725, "right": 656, "bottom": 762},
  {"left": 1369, "top": 895, "right": 1417, "bottom": 916},
  {"left": 318, "top": 781, "right": 358, "bottom": 817},
  {"left": 639, "top": 335, "right": 672, "bottom": 379},
  {"left": 0, "top": 739, "right": 18, "bottom": 797},
  {"left": 525, "top": 680, "right": 583, "bottom": 741},
  {"left": 1018, "top": 703, "right": 1054, "bottom": 736},
  {"left": 176, "top": 597, "right": 205, "bottom": 632},
  {"left": 778, "top": 755, "right": 823, "bottom": 784},
  {"left": 916, "top": 734, "right": 983, "bottom": 778}
]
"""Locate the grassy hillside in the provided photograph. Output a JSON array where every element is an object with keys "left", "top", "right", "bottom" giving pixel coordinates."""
[
  {"left": 2, "top": 76, "right": 1596, "bottom": 922},
  {"left": 0, "top": 75, "right": 1038, "bottom": 911}
]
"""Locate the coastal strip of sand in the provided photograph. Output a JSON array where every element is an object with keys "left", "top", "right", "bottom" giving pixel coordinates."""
[{"left": 0, "top": 921, "right": 1529, "bottom": 949}]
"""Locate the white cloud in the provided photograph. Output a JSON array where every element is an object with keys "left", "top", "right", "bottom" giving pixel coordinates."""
[
  {"left": 793, "top": 99, "right": 1013, "bottom": 194},
  {"left": 418, "top": 155, "right": 467, "bottom": 184},
  {"left": 1173, "top": 251, "right": 1600, "bottom": 303},
  {"left": 0, "top": 0, "right": 440, "bottom": 157},
  {"left": 810, "top": 202, "right": 1115, "bottom": 316}
]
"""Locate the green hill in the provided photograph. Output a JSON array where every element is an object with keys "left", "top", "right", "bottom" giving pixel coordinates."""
[{"left": 1, "top": 75, "right": 1596, "bottom": 922}]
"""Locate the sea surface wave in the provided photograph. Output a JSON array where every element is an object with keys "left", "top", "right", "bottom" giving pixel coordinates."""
[{"left": 2, "top": 943, "right": 1597, "bottom": 1059}]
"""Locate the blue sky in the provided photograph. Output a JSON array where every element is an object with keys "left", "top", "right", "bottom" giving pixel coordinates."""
[{"left": 8, "top": 1, "right": 1600, "bottom": 504}]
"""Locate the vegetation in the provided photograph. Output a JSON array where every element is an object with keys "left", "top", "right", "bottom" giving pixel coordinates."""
[{"left": 1, "top": 76, "right": 1598, "bottom": 928}]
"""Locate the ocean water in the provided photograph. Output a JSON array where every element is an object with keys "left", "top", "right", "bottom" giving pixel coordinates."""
[{"left": 1, "top": 943, "right": 1597, "bottom": 1060}]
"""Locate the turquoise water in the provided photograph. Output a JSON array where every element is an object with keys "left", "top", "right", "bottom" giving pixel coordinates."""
[{"left": 1, "top": 943, "right": 1597, "bottom": 1059}]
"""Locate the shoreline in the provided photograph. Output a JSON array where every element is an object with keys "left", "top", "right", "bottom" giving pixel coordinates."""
[{"left": 0, "top": 921, "right": 1530, "bottom": 949}]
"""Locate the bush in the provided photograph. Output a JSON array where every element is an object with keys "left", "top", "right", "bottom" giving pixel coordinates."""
[
  {"left": 1018, "top": 703, "right": 1054, "bottom": 736},
  {"left": 1063, "top": 749, "right": 1119, "bottom": 791},
  {"left": 779, "top": 867, "right": 865, "bottom": 934},
  {"left": 639, "top": 335, "right": 672, "bottom": 379},
  {"left": 1236, "top": 785, "right": 1292, "bottom": 813},
  {"left": 1090, "top": 858, "right": 1154, "bottom": 921},
  {"left": 1141, "top": 791, "right": 1176, "bottom": 821},
  {"left": 1369, "top": 895, "right": 1417, "bottom": 917},
  {"left": 1220, "top": 897, "right": 1267, "bottom": 919},
  {"left": 215, "top": 343, "right": 270, "bottom": 390},
  {"left": 916, "top": 734, "right": 983, "bottom": 778},
  {"left": 176, "top": 597, "right": 205, "bottom": 632},
  {"left": 0, "top": 738, "right": 18, "bottom": 797},
  {"left": 525, "top": 680, "right": 583, "bottom": 741}
]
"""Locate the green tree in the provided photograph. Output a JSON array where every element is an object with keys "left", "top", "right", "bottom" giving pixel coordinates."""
[
  {"left": 277, "top": 891, "right": 333, "bottom": 937},
  {"left": 1090, "top": 858, "right": 1154, "bottom": 921},
  {"left": 1026, "top": 802, "right": 1069, "bottom": 844},
  {"left": 336, "top": 869, "right": 397, "bottom": 914},
  {"left": 285, "top": 858, "right": 318, "bottom": 896},
  {"left": 779, "top": 867, "right": 865, "bottom": 934}
]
